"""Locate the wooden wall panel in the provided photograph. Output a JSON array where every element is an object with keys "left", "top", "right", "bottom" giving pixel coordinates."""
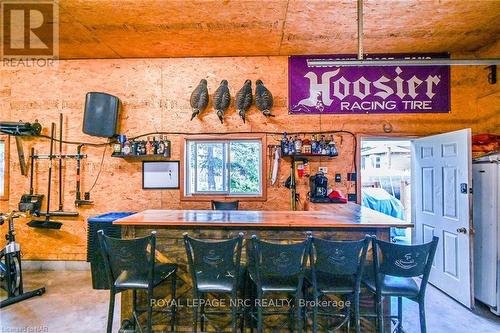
[
  {"left": 0, "top": 51, "right": 497, "bottom": 260},
  {"left": 54, "top": 0, "right": 500, "bottom": 59}
]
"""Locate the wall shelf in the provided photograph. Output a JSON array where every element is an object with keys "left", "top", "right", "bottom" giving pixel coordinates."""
[
  {"left": 282, "top": 154, "right": 336, "bottom": 159},
  {"left": 111, "top": 153, "right": 171, "bottom": 161}
]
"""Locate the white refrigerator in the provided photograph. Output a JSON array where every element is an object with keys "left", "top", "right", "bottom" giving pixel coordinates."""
[{"left": 473, "top": 154, "right": 500, "bottom": 315}]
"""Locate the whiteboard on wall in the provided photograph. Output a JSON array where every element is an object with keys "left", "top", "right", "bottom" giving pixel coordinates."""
[{"left": 142, "top": 161, "right": 179, "bottom": 189}]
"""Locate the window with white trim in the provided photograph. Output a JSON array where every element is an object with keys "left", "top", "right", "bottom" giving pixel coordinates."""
[{"left": 185, "top": 139, "right": 262, "bottom": 196}]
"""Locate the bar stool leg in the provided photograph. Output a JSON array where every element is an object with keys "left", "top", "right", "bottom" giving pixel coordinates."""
[
  {"left": 297, "top": 292, "right": 303, "bottom": 333},
  {"left": 132, "top": 289, "right": 138, "bottom": 330},
  {"left": 354, "top": 291, "right": 360, "bottom": 333},
  {"left": 397, "top": 297, "right": 403, "bottom": 333},
  {"left": 257, "top": 291, "right": 263, "bottom": 333},
  {"left": 147, "top": 287, "right": 154, "bottom": 333},
  {"left": 106, "top": 289, "right": 115, "bottom": 333},
  {"left": 200, "top": 293, "right": 206, "bottom": 332},
  {"left": 312, "top": 293, "right": 318, "bottom": 333},
  {"left": 418, "top": 299, "right": 427, "bottom": 333},
  {"left": 376, "top": 293, "right": 383, "bottom": 333},
  {"left": 231, "top": 292, "right": 238, "bottom": 333},
  {"left": 193, "top": 302, "right": 199, "bottom": 333},
  {"left": 171, "top": 274, "right": 177, "bottom": 332}
]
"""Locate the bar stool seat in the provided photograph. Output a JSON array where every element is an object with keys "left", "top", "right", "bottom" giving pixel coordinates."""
[
  {"left": 363, "top": 273, "right": 419, "bottom": 298},
  {"left": 305, "top": 270, "right": 356, "bottom": 294},
  {"left": 114, "top": 263, "right": 177, "bottom": 290}
]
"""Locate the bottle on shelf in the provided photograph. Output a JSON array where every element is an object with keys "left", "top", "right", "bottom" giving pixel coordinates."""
[
  {"left": 152, "top": 136, "right": 158, "bottom": 154},
  {"left": 302, "top": 138, "right": 311, "bottom": 154},
  {"left": 157, "top": 136, "right": 165, "bottom": 155},
  {"left": 145, "top": 137, "right": 153, "bottom": 155},
  {"left": 163, "top": 136, "right": 171, "bottom": 157},
  {"left": 328, "top": 134, "right": 338, "bottom": 157},
  {"left": 289, "top": 135, "right": 296, "bottom": 154},
  {"left": 131, "top": 140, "right": 138, "bottom": 155},
  {"left": 294, "top": 135, "right": 302, "bottom": 154},
  {"left": 311, "top": 135, "right": 318, "bottom": 154},
  {"left": 281, "top": 132, "right": 289, "bottom": 156},
  {"left": 320, "top": 135, "right": 327, "bottom": 155},
  {"left": 122, "top": 140, "right": 131, "bottom": 156}
]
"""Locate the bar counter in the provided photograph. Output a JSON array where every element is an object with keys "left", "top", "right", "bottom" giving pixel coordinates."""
[{"left": 114, "top": 203, "right": 411, "bottom": 332}]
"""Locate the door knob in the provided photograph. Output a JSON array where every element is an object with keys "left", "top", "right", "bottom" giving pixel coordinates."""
[{"left": 457, "top": 227, "right": 467, "bottom": 234}]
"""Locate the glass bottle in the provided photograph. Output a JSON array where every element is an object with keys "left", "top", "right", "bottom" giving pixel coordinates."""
[
  {"left": 320, "top": 135, "right": 327, "bottom": 155},
  {"left": 289, "top": 135, "right": 296, "bottom": 154},
  {"left": 328, "top": 135, "right": 338, "bottom": 157},
  {"left": 157, "top": 135, "right": 165, "bottom": 155},
  {"left": 294, "top": 135, "right": 302, "bottom": 154},
  {"left": 122, "top": 140, "right": 131, "bottom": 155},
  {"left": 281, "top": 132, "right": 289, "bottom": 156},
  {"left": 163, "top": 136, "right": 171, "bottom": 157},
  {"left": 311, "top": 135, "right": 318, "bottom": 154}
]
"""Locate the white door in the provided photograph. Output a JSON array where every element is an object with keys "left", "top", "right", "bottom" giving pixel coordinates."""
[{"left": 412, "top": 128, "right": 473, "bottom": 308}]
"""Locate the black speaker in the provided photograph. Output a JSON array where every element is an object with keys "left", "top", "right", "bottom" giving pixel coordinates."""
[{"left": 83, "top": 92, "right": 120, "bottom": 138}]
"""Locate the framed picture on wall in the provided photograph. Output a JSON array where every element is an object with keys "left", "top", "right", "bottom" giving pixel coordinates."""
[{"left": 142, "top": 161, "right": 180, "bottom": 189}]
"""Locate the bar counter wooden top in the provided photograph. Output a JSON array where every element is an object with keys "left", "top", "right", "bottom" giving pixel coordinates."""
[{"left": 114, "top": 202, "right": 412, "bottom": 228}]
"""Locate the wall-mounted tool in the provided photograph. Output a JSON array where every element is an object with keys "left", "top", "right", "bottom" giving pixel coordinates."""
[
  {"left": 0, "top": 121, "right": 42, "bottom": 176},
  {"left": 53, "top": 114, "right": 78, "bottom": 217},
  {"left": 75, "top": 144, "right": 92, "bottom": 207},
  {"left": 27, "top": 123, "right": 63, "bottom": 230},
  {"left": 18, "top": 148, "right": 44, "bottom": 215}
]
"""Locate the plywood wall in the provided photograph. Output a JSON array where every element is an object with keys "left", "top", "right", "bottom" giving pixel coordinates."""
[{"left": 0, "top": 53, "right": 498, "bottom": 260}]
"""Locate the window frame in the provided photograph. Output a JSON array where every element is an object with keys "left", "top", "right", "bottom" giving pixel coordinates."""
[
  {"left": 180, "top": 134, "right": 267, "bottom": 202},
  {"left": 0, "top": 135, "right": 10, "bottom": 201}
]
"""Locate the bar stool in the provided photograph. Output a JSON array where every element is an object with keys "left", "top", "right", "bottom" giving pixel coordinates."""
[
  {"left": 211, "top": 200, "right": 239, "bottom": 210},
  {"left": 248, "top": 234, "right": 311, "bottom": 333},
  {"left": 362, "top": 236, "right": 439, "bottom": 333},
  {"left": 184, "top": 232, "right": 244, "bottom": 333},
  {"left": 306, "top": 235, "right": 370, "bottom": 333},
  {"left": 97, "top": 230, "right": 177, "bottom": 333}
]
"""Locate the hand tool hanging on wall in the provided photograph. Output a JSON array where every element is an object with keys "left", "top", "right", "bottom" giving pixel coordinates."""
[
  {"left": 27, "top": 123, "right": 63, "bottom": 230},
  {"left": 18, "top": 148, "right": 44, "bottom": 215},
  {"left": 0, "top": 121, "right": 42, "bottom": 176},
  {"left": 271, "top": 146, "right": 280, "bottom": 185},
  {"left": 14, "top": 137, "right": 27, "bottom": 176},
  {"left": 53, "top": 114, "right": 78, "bottom": 217},
  {"left": 75, "top": 144, "right": 92, "bottom": 207}
]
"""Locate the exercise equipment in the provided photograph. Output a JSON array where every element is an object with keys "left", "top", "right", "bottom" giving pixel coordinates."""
[
  {"left": 75, "top": 144, "right": 93, "bottom": 207},
  {"left": 27, "top": 123, "right": 63, "bottom": 229},
  {"left": 0, "top": 210, "right": 46, "bottom": 308}
]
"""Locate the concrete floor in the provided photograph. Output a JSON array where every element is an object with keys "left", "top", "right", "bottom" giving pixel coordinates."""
[{"left": 1, "top": 271, "right": 499, "bottom": 332}]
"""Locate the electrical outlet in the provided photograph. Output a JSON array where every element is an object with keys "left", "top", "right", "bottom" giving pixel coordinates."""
[
  {"left": 335, "top": 173, "right": 341, "bottom": 182},
  {"left": 318, "top": 167, "right": 328, "bottom": 174},
  {"left": 348, "top": 194, "right": 357, "bottom": 202}
]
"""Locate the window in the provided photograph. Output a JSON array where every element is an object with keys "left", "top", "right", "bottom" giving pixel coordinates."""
[
  {"left": 0, "top": 136, "right": 9, "bottom": 201},
  {"left": 184, "top": 139, "right": 263, "bottom": 197}
]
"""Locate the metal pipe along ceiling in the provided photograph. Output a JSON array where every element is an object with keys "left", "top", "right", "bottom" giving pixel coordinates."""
[{"left": 346, "top": 0, "right": 500, "bottom": 67}]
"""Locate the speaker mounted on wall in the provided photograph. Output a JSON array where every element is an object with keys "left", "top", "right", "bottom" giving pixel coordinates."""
[{"left": 83, "top": 92, "right": 121, "bottom": 138}]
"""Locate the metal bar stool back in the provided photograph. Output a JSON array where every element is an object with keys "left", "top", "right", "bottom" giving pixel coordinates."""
[
  {"left": 367, "top": 236, "right": 439, "bottom": 333},
  {"left": 98, "top": 230, "right": 177, "bottom": 333},
  {"left": 308, "top": 235, "right": 370, "bottom": 333},
  {"left": 249, "top": 234, "right": 312, "bottom": 333},
  {"left": 184, "top": 232, "right": 244, "bottom": 333},
  {"left": 211, "top": 200, "right": 239, "bottom": 210}
]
